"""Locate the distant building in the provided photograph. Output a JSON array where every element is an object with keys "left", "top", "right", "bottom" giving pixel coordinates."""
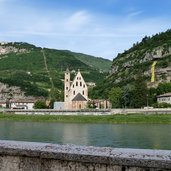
[
  {"left": 64, "top": 69, "right": 88, "bottom": 109},
  {"left": 0, "top": 100, "right": 6, "bottom": 108},
  {"left": 89, "top": 99, "right": 111, "bottom": 109},
  {"left": 54, "top": 102, "right": 65, "bottom": 110},
  {"left": 157, "top": 93, "right": 171, "bottom": 104},
  {"left": 9, "top": 99, "right": 36, "bottom": 109},
  {"left": 86, "top": 82, "right": 96, "bottom": 88}
]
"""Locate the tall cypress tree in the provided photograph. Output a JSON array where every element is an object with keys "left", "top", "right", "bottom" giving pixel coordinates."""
[{"left": 131, "top": 75, "right": 148, "bottom": 108}]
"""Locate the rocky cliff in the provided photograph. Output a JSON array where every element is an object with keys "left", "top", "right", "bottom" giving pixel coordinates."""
[{"left": 109, "top": 30, "right": 171, "bottom": 88}]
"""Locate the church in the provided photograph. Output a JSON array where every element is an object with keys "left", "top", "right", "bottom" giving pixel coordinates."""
[{"left": 64, "top": 69, "right": 88, "bottom": 109}]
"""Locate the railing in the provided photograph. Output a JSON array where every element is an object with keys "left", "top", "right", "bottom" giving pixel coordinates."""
[{"left": 0, "top": 140, "right": 170, "bottom": 170}]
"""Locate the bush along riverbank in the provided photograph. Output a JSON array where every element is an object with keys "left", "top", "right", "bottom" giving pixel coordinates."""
[{"left": 0, "top": 113, "right": 171, "bottom": 124}]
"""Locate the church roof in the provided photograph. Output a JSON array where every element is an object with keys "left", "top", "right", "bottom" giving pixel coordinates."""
[{"left": 72, "top": 93, "right": 87, "bottom": 101}]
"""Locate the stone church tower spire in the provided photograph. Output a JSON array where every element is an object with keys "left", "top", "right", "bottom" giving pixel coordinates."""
[{"left": 64, "top": 68, "right": 70, "bottom": 103}]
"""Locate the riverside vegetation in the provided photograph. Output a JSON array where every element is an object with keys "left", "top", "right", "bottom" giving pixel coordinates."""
[{"left": 0, "top": 113, "right": 171, "bottom": 124}]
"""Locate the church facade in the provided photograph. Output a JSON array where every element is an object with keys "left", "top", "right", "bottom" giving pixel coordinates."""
[{"left": 64, "top": 69, "right": 88, "bottom": 109}]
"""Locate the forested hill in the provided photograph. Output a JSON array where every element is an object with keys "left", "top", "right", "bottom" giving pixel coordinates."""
[
  {"left": 91, "top": 29, "right": 171, "bottom": 108},
  {"left": 0, "top": 42, "right": 111, "bottom": 99}
]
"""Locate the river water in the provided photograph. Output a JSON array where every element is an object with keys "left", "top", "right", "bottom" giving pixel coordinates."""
[{"left": 0, "top": 121, "right": 170, "bottom": 150}]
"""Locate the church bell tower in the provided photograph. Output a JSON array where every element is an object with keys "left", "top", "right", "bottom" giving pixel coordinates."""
[{"left": 64, "top": 68, "right": 70, "bottom": 103}]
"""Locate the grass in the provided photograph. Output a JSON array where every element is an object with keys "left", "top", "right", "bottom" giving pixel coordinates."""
[{"left": 0, "top": 113, "right": 171, "bottom": 124}]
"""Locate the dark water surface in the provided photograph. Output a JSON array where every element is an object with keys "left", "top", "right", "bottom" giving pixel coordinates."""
[{"left": 0, "top": 121, "right": 170, "bottom": 150}]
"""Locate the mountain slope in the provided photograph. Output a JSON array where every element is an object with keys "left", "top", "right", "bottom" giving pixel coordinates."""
[
  {"left": 110, "top": 30, "right": 171, "bottom": 87},
  {"left": 64, "top": 51, "right": 111, "bottom": 72},
  {"left": 91, "top": 29, "right": 171, "bottom": 102},
  {"left": 0, "top": 42, "right": 112, "bottom": 99}
]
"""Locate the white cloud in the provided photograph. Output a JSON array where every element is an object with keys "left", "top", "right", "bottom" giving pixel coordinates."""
[
  {"left": 64, "top": 11, "right": 90, "bottom": 32},
  {"left": 0, "top": 1, "right": 171, "bottom": 59}
]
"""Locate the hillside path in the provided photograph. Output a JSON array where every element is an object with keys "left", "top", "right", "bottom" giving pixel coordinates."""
[{"left": 41, "top": 49, "right": 54, "bottom": 89}]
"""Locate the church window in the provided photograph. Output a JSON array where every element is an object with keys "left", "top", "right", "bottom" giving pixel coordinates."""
[
  {"left": 73, "top": 84, "right": 74, "bottom": 88},
  {"left": 82, "top": 91, "right": 84, "bottom": 95},
  {"left": 79, "top": 77, "right": 81, "bottom": 80},
  {"left": 66, "top": 95, "right": 68, "bottom": 98},
  {"left": 73, "top": 91, "right": 75, "bottom": 95},
  {"left": 66, "top": 79, "right": 68, "bottom": 82},
  {"left": 83, "top": 84, "right": 85, "bottom": 88},
  {"left": 76, "top": 82, "right": 78, "bottom": 86},
  {"left": 66, "top": 87, "right": 68, "bottom": 90},
  {"left": 80, "top": 82, "right": 82, "bottom": 86}
]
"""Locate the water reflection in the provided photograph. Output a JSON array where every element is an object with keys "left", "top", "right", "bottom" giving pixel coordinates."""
[{"left": 0, "top": 121, "right": 170, "bottom": 150}]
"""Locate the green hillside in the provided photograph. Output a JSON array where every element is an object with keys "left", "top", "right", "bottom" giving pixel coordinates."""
[
  {"left": 0, "top": 42, "right": 111, "bottom": 99},
  {"left": 91, "top": 29, "right": 171, "bottom": 108},
  {"left": 63, "top": 51, "right": 111, "bottom": 72}
]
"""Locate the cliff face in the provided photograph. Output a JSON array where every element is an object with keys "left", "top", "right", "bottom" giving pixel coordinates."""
[
  {"left": 109, "top": 30, "right": 171, "bottom": 88},
  {"left": 0, "top": 82, "right": 25, "bottom": 100}
]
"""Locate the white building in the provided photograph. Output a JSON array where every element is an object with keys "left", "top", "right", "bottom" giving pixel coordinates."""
[
  {"left": 0, "top": 101, "right": 6, "bottom": 108},
  {"left": 157, "top": 93, "right": 171, "bottom": 104},
  {"left": 9, "top": 99, "right": 36, "bottom": 109},
  {"left": 64, "top": 69, "right": 88, "bottom": 109},
  {"left": 54, "top": 102, "right": 65, "bottom": 110}
]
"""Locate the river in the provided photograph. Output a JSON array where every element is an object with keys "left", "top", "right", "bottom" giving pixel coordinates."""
[{"left": 0, "top": 121, "right": 170, "bottom": 150}]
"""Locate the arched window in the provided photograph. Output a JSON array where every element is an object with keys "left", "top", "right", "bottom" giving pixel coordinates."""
[
  {"left": 66, "top": 79, "right": 68, "bottom": 82},
  {"left": 82, "top": 91, "right": 84, "bottom": 95},
  {"left": 73, "top": 91, "right": 75, "bottom": 95},
  {"left": 80, "top": 82, "right": 82, "bottom": 86},
  {"left": 66, "top": 87, "right": 68, "bottom": 90},
  {"left": 76, "top": 82, "right": 78, "bottom": 86},
  {"left": 83, "top": 84, "right": 85, "bottom": 88},
  {"left": 73, "top": 84, "right": 74, "bottom": 88}
]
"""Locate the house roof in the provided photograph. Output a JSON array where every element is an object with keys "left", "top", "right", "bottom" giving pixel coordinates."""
[
  {"left": 10, "top": 99, "right": 36, "bottom": 103},
  {"left": 157, "top": 93, "right": 171, "bottom": 98},
  {"left": 72, "top": 93, "right": 87, "bottom": 101}
]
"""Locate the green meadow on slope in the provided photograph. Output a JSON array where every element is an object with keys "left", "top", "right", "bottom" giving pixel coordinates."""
[{"left": 0, "top": 42, "right": 112, "bottom": 99}]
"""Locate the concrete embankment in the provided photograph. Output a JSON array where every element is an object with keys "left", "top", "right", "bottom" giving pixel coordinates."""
[
  {"left": 111, "top": 108, "right": 171, "bottom": 114},
  {"left": 1, "top": 108, "right": 171, "bottom": 115},
  {"left": 0, "top": 140, "right": 170, "bottom": 171}
]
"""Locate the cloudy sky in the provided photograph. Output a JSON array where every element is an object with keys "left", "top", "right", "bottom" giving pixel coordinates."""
[{"left": 0, "top": 0, "right": 171, "bottom": 59}]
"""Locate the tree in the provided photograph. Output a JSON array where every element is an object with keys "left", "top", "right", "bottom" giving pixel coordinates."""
[
  {"left": 87, "top": 100, "right": 97, "bottom": 109},
  {"left": 50, "top": 88, "right": 63, "bottom": 101},
  {"left": 130, "top": 75, "right": 148, "bottom": 108},
  {"left": 34, "top": 100, "right": 47, "bottom": 109},
  {"left": 157, "top": 83, "right": 171, "bottom": 95},
  {"left": 122, "top": 86, "right": 130, "bottom": 108},
  {"left": 108, "top": 87, "right": 123, "bottom": 108}
]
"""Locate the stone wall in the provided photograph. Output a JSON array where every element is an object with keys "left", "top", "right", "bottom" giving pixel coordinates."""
[
  {"left": 0, "top": 140, "right": 170, "bottom": 171},
  {"left": 2, "top": 108, "right": 171, "bottom": 115}
]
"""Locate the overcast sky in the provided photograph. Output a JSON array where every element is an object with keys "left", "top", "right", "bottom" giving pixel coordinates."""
[{"left": 0, "top": 0, "right": 171, "bottom": 60}]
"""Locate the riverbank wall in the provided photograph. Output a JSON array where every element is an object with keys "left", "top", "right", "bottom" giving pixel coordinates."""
[
  {"left": 0, "top": 140, "right": 170, "bottom": 171},
  {"left": 1, "top": 108, "right": 171, "bottom": 115}
]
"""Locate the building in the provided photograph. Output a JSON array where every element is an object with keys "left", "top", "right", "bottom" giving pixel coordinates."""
[
  {"left": 9, "top": 99, "right": 36, "bottom": 109},
  {"left": 64, "top": 69, "right": 88, "bottom": 109},
  {"left": 54, "top": 102, "right": 65, "bottom": 110},
  {"left": 157, "top": 93, "right": 171, "bottom": 104},
  {"left": 0, "top": 100, "right": 6, "bottom": 108},
  {"left": 89, "top": 99, "right": 111, "bottom": 109}
]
